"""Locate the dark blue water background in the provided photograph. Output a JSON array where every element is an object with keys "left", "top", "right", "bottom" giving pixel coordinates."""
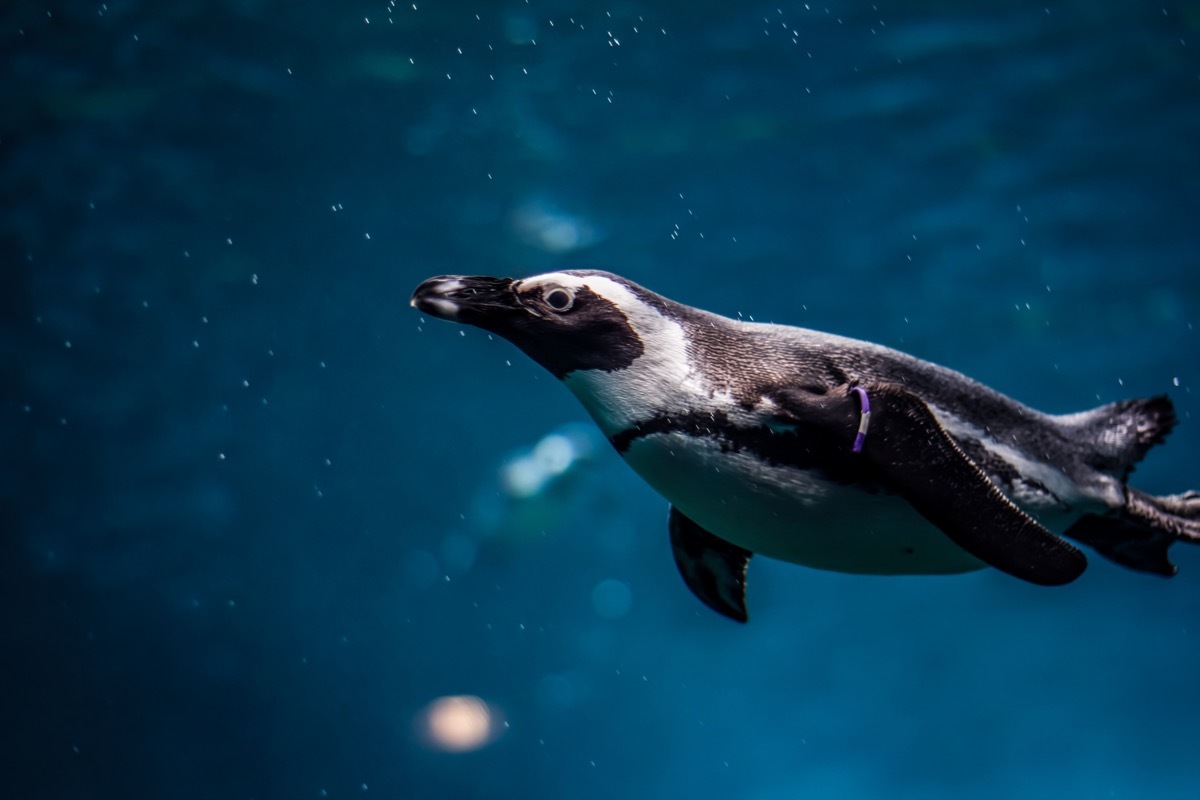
[{"left": 3, "top": 1, "right": 1199, "bottom": 797}]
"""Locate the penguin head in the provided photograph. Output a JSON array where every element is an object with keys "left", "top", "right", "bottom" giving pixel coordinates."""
[{"left": 411, "top": 270, "right": 679, "bottom": 379}]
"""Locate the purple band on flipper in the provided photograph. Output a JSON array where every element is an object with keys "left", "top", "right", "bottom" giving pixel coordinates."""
[{"left": 850, "top": 386, "right": 871, "bottom": 453}]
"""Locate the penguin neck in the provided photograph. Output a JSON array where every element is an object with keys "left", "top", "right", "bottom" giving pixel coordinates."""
[{"left": 561, "top": 311, "right": 697, "bottom": 437}]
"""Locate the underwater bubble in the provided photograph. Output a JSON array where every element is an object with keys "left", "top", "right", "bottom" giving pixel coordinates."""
[
  {"left": 503, "top": 12, "right": 538, "bottom": 45},
  {"left": 536, "top": 672, "right": 577, "bottom": 711},
  {"left": 403, "top": 549, "right": 439, "bottom": 589},
  {"left": 500, "top": 456, "right": 546, "bottom": 498},
  {"left": 591, "top": 578, "right": 633, "bottom": 620},
  {"left": 532, "top": 433, "right": 576, "bottom": 475},
  {"left": 510, "top": 198, "right": 602, "bottom": 254},
  {"left": 500, "top": 428, "right": 587, "bottom": 498},
  {"left": 416, "top": 695, "right": 502, "bottom": 752},
  {"left": 440, "top": 533, "right": 477, "bottom": 573}
]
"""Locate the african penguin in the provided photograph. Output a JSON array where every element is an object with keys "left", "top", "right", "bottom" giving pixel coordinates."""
[{"left": 411, "top": 270, "right": 1200, "bottom": 622}]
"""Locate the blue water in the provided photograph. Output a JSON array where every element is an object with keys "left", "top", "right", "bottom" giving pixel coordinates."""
[{"left": 4, "top": 1, "right": 1199, "bottom": 798}]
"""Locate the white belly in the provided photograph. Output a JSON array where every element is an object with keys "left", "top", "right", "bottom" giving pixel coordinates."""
[{"left": 624, "top": 432, "right": 986, "bottom": 576}]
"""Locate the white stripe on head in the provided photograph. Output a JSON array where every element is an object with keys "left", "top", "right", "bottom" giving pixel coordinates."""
[{"left": 519, "top": 272, "right": 695, "bottom": 434}]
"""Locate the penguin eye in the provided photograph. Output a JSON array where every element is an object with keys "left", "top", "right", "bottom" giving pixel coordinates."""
[{"left": 543, "top": 286, "right": 575, "bottom": 313}]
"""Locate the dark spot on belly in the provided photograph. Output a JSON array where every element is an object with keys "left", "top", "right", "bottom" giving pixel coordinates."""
[{"left": 903, "top": 547, "right": 915, "bottom": 555}]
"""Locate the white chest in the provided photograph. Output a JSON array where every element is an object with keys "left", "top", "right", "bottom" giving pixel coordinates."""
[{"left": 622, "top": 431, "right": 985, "bottom": 576}]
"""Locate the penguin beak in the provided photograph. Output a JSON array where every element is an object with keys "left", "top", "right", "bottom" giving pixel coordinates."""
[{"left": 410, "top": 275, "right": 519, "bottom": 324}]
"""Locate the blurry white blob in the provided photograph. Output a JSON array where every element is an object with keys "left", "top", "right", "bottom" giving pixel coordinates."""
[
  {"left": 416, "top": 695, "right": 503, "bottom": 753},
  {"left": 500, "top": 423, "right": 599, "bottom": 499},
  {"left": 591, "top": 578, "right": 633, "bottom": 620},
  {"left": 511, "top": 197, "right": 603, "bottom": 253}
]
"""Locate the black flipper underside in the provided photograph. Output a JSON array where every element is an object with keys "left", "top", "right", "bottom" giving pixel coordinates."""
[
  {"left": 668, "top": 506, "right": 752, "bottom": 623},
  {"left": 1064, "top": 514, "right": 1177, "bottom": 577},
  {"left": 1066, "top": 489, "right": 1200, "bottom": 576},
  {"left": 770, "top": 383, "right": 1089, "bottom": 587}
]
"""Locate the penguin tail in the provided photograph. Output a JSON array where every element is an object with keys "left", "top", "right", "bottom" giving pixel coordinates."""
[
  {"left": 1059, "top": 395, "right": 1176, "bottom": 480},
  {"left": 1057, "top": 394, "right": 1194, "bottom": 576},
  {"left": 1065, "top": 490, "right": 1200, "bottom": 577}
]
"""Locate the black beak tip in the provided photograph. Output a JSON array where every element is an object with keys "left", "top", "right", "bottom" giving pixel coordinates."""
[
  {"left": 410, "top": 276, "right": 464, "bottom": 320},
  {"left": 410, "top": 275, "right": 516, "bottom": 322}
]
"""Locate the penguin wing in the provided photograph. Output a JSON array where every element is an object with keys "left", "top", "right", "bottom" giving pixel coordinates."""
[
  {"left": 769, "top": 382, "right": 1088, "bottom": 586},
  {"left": 669, "top": 506, "right": 752, "bottom": 622}
]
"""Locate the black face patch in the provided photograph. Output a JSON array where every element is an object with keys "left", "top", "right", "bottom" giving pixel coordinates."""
[{"left": 501, "top": 286, "right": 645, "bottom": 379}]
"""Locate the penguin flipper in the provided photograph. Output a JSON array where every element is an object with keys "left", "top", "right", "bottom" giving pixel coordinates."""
[
  {"left": 771, "top": 383, "right": 1088, "bottom": 586},
  {"left": 1063, "top": 513, "right": 1177, "bottom": 576},
  {"left": 668, "top": 506, "right": 752, "bottom": 622},
  {"left": 1063, "top": 489, "right": 1200, "bottom": 576}
]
